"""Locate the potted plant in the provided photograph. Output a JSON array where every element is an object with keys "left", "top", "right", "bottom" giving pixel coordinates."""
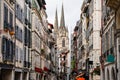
[{"left": 93, "top": 67, "right": 100, "bottom": 75}]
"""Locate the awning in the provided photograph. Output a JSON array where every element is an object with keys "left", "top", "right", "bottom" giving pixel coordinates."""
[
  {"left": 35, "top": 67, "right": 43, "bottom": 73},
  {"left": 44, "top": 67, "right": 49, "bottom": 72}
]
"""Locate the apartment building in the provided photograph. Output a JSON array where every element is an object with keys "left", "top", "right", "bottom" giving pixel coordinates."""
[
  {"left": 30, "top": 0, "right": 43, "bottom": 80},
  {"left": 23, "top": 1, "right": 32, "bottom": 79},
  {"left": 81, "top": 0, "right": 102, "bottom": 80},
  {"left": 0, "top": 0, "right": 57, "bottom": 80},
  {"left": 101, "top": 0, "right": 120, "bottom": 80},
  {"left": 0, "top": 0, "right": 15, "bottom": 80},
  {"left": 70, "top": 29, "right": 78, "bottom": 80},
  {"left": 77, "top": 13, "right": 87, "bottom": 72},
  {"left": 100, "top": 0, "right": 116, "bottom": 80}
]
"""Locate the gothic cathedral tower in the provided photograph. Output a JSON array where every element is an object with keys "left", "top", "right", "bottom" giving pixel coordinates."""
[
  {"left": 54, "top": 4, "right": 69, "bottom": 79},
  {"left": 56, "top": 4, "right": 69, "bottom": 52}
]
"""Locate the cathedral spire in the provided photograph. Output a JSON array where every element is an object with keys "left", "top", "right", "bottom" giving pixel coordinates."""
[
  {"left": 60, "top": 3, "right": 65, "bottom": 28},
  {"left": 54, "top": 8, "right": 58, "bottom": 31}
]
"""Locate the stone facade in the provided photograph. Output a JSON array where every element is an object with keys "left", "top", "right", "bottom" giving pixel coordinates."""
[
  {"left": 71, "top": 0, "right": 102, "bottom": 80},
  {"left": 0, "top": 0, "right": 58, "bottom": 80},
  {"left": 81, "top": 0, "right": 102, "bottom": 80},
  {"left": 0, "top": 0, "right": 15, "bottom": 80},
  {"left": 102, "top": 0, "right": 120, "bottom": 80}
]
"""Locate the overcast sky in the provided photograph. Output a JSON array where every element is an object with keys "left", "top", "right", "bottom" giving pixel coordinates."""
[{"left": 46, "top": 0, "right": 83, "bottom": 34}]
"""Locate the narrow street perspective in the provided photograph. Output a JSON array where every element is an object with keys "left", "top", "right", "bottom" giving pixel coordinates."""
[{"left": 0, "top": 0, "right": 120, "bottom": 80}]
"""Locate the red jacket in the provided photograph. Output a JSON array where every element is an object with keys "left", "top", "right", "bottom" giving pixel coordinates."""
[{"left": 76, "top": 77, "right": 85, "bottom": 80}]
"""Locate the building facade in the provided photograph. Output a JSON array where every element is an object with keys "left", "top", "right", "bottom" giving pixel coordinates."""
[
  {"left": 101, "top": 0, "right": 120, "bottom": 80},
  {"left": 100, "top": 0, "right": 116, "bottom": 80},
  {"left": 31, "top": 0, "right": 43, "bottom": 80},
  {"left": 71, "top": 0, "right": 102, "bottom": 80},
  {"left": 83, "top": 0, "right": 102, "bottom": 80},
  {"left": 77, "top": 13, "right": 87, "bottom": 73},
  {"left": 0, "top": 0, "right": 58, "bottom": 80},
  {"left": 70, "top": 22, "right": 79, "bottom": 80},
  {"left": 0, "top": 0, "right": 15, "bottom": 80}
]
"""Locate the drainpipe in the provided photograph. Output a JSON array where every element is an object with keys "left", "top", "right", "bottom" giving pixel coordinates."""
[
  {"left": 115, "top": 7, "right": 117, "bottom": 80},
  {"left": 100, "top": 0, "right": 104, "bottom": 80}
]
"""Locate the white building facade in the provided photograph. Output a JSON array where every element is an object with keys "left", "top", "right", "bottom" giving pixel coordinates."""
[{"left": 81, "top": 0, "right": 102, "bottom": 80}]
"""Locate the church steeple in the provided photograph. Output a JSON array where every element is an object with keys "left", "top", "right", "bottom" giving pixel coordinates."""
[
  {"left": 60, "top": 3, "right": 65, "bottom": 28},
  {"left": 54, "top": 8, "right": 58, "bottom": 31}
]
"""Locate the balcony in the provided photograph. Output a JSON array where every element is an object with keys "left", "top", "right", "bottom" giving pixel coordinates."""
[
  {"left": 102, "top": 47, "right": 115, "bottom": 64},
  {"left": 106, "top": 0, "right": 120, "bottom": 10}
]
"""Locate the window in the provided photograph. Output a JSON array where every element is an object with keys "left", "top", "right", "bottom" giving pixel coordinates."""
[
  {"left": 2, "top": 37, "right": 14, "bottom": 61},
  {"left": 26, "top": 48, "right": 28, "bottom": 62},
  {"left": 62, "top": 38, "right": 65, "bottom": 47},
  {"left": 28, "top": 29, "right": 30, "bottom": 46},
  {"left": 16, "top": 4, "right": 23, "bottom": 22},
  {"left": 28, "top": 9, "right": 31, "bottom": 23},
  {"left": 20, "top": 48, "right": 23, "bottom": 62},
  {"left": 24, "top": 4, "right": 31, "bottom": 28},
  {"left": 15, "top": 47, "right": 24, "bottom": 62},
  {"left": 2, "top": 37, "right": 7, "bottom": 59},
  {"left": 16, "top": 4, "right": 19, "bottom": 17},
  {"left": 20, "top": 9, "right": 23, "bottom": 22},
  {"left": 15, "top": 26, "right": 23, "bottom": 42},
  {"left": 4, "top": 4, "right": 8, "bottom": 29},
  {"left": 25, "top": 5, "right": 27, "bottom": 19},
  {"left": 9, "top": 11, "right": 13, "bottom": 30},
  {"left": 9, "top": 41, "right": 13, "bottom": 60},
  {"left": 24, "top": 47, "right": 26, "bottom": 61},
  {"left": 15, "top": 46, "right": 18, "bottom": 61},
  {"left": 24, "top": 27, "right": 31, "bottom": 47}
]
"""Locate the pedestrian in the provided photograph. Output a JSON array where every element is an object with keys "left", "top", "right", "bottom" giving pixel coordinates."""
[{"left": 75, "top": 72, "right": 85, "bottom": 80}]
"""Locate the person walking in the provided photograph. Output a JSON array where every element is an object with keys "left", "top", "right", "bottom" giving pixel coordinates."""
[{"left": 75, "top": 72, "right": 85, "bottom": 80}]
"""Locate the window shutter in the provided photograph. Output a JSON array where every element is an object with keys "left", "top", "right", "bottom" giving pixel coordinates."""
[
  {"left": 24, "top": 47, "right": 26, "bottom": 61},
  {"left": 20, "top": 29, "right": 23, "bottom": 42},
  {"left": 2, "top": 37, "right": 7, "bottom": 60},
  {"left": 11, "top": 41, "right": 14, "bottom": 61},
  {"left": 4, "top": 4, "right": 8, "bottom": 29},
  {"left": 9, "top": 41, "right": 12, "bottom": 61},
  {"left": 20, "top": 9, "right": 23, "bottom": 22},
  {"left": 9, "top": 11, "right": 13, "bottom": 30},
  {"left": 15, "top": 46, "right": 18, "bottom": 61},
  {"left": 6, "top": 39, "right": 10, "bottom": 60}
]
